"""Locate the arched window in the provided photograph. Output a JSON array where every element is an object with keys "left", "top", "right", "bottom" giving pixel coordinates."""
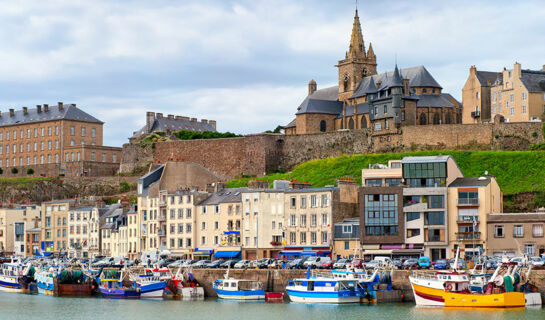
[
  {"left": 361, "top": 117, "right": 367, "bottom": 128},
  {"left": 445, "top": 113, "right": 451, "bottom": 124},
  {"left": 320, "top": 120, "right": 326, "bottom": 132},
  {"left": 362, "top": 67, "right": 367, "bottom": 77},
  {"left": 433, "top": 113, "right": 440, "bottom": 125},
  {"left": 348, "top": 118, "right": 354, "bottom": 129},
  {"left": 343, "top": 75, "right": 349, "bottom": 92},
  {"left": 419, "top": 113, "right": 427, "bottom": 125}
]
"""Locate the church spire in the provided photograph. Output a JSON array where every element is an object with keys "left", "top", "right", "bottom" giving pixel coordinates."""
[{"left": 348, "top": 9, "right": 366, "bottom": 60}]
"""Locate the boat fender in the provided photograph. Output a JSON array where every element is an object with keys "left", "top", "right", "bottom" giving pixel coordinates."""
[{"left": 445, "top": 283, "right": 453, "bottom": 291}]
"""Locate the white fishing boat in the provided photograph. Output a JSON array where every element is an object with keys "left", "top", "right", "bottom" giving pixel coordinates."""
[
  {"left": 0, "top": 262, "right": 24, "bottom": 293},
  {"left": 213, "top": 268, "right": 264, "bottom": 300}
]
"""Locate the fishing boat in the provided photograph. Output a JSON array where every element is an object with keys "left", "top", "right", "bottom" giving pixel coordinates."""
[
  {"left": 99, "top": 279, "right": 141, "bottom": 299},
  {"left": 35, "top": 267, "right": 95, "bottom": 296},
  {"left": 130, "top": 268, "right": 169, "bottom": 299},
  {"left": 0, "top": 262, "right": 24, "bottom": 293},
  {"left": 286, "top": 269, "right": 366, "bottom": 304},
  {"left": 213, "top": 268, "right": 264, "bottom": 300},
  {"left": 409, "top": 249, "right": 540, "bottom": 308}
]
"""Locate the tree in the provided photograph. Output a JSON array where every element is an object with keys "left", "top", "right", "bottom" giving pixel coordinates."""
[
  {"left": 27, "top": 168, "right": 35, "bottom": 175},
  {"left": 11, "top": 167, "right": 18, "bottom": 174}
]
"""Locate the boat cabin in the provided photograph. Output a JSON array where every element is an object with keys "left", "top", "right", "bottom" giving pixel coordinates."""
[{"left": 215, "top": 279, "right": 262, "bottom": 292}]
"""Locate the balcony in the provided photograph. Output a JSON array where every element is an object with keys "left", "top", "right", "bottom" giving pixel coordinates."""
[
  {"left": 456, "top": 232, "right": 481, "bottom": 241},
  {"left": 158, "top": 229, "right": 166, "bottom": 237},
  {"left": 403, "top": 202, "right": 427, "bottom": 212},
  {"left": 471, "top": 111, "right": 480, "bottom": 118},
  {"left": 458, "top": 198, "right": 479, "bottom": 206},
  {"left": 158, "top": 215, "right": 166, "bottom": 222},
  {"left": 457, "top": 216, "right": 479, "bottom": 224}
]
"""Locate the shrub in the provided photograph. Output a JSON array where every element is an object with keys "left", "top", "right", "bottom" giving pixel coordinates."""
[
  {"left": 120, "top": 181, "right": 131, "bottom": 193},
  {"left": 0, "top": 168, "right": 3, "bottom": 174},
  {"left": 532, "top": 131, "right": 538, "bottom": 137},
  {"left": 11, "top": 167, "right": 18, "bottom": 174},
  {"left": 26, "top": 168, "right": 34, "bottom": 175}
]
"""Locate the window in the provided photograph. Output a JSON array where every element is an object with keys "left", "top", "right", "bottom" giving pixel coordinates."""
[
  {"left": 321, "top": 231, "right": 328, "bottom": 244},
  {"left": 102, "top": 152, "right": 106, "bottom": 162},
  {"left": 365, "top": 179, "right": 382, "bottom": 187},
  {"left": 525, "top": 244, "right": 535, "bottom": 256},
  {"left": 70, "top": 126, "right": 75, "bottom": 135},
  {"left": 290, "top": 232, "right": 296, "bottom": 244},
  {"left": 428, "top": 195, "right": 444, "bottom": 208},
  {"left": 342, "top": 225, "right": 352, "bottom": 233},
  {"left": 290, "top": 215, "right": 297, "bottom": 227},
  {"left": 522, "top": 105, "right": 526, "bottom": 114},
  {"left": 344, "top": 241, "right": 350, "bottom": 250},
  {"left": 311, "top": 232, "right": 317, "bottom": 244},
  {"left": 424, "top": 212, "right": 445, "bottom": 225},
  {"left": 311, "top": 214, "right": 316, "bottom": 227},
  {"left": 290, "top": 197, "right": 296, "bottom": 208},
  {"left": 321, "top": 195, "right": 328, "bottom": 207},
  {"left": 300, "top": 196, "right": 306, "bottom": 208},
  {"left": 364, "top": 194, "right": 398, "bottom": 236},
  {"left": 407, "top": 229, "right": 420, "bottom": 238},
  {"left": 319, "top": 120, "right": 326, "bottom": 132},
  {"left": 92, "top": 128, "right": 96, "bottom": 138},
  {"left": 513, "top": 225, "right": 523, "bottom": 238},
  {"left": 113, "top": 154, "right": 117, "bottom": 162},
  {"left": 81, "top": 127, "right": 86, "bottom": 136},
  {"left": 510, "top": 93, "right": 514, "bottom": 102},
  {"left": 322, "top": 214, "right": 328, "bottom": 226},
  {"left": 91, "top": 152, "right": 95, "bottom": 161},
  {"left": 310, "top": 195, "right": 317, "bottom": 207},
  {"left": 201, "top": 222, "right": 207, "bottom": 230},
  {"left": 385, "top": 119, "right": 389, "bottom": 129},
  {"left": 406, "top": 212, "right": 420, "bottom": 222},
  {"left": 498, "top": 102, "right": 502, "bottom": 113},
  {"left": 300, "top": 232, "right": 306, "bottom": 244},
  {"left": 385, "top": 178, "right": 401, "bottom": 186},
  {"left": 533, "top": 224, "right": 543, "bottom": 237}
]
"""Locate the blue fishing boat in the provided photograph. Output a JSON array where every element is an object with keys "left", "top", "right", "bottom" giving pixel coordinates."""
[
  {"left": 131, "top": 269, "right": 170, "bottom": 299},
  {"left": 213, "top": 278, "right": 265, "bottom": 300},
  {"left": 99, "top": 279, "right": 141, "bottom": 299}
]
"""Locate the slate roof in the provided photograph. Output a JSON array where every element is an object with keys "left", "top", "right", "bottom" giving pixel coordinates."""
[
  {"left": 351, "top": 66, "right": 442, "bottom": 99},
  {"left": 296, "top": 86, "right": 342, "bottom": 115},
  {"left": 284, "top": 118, "right": 296, "bottom": 128},
  {"left": 520, "top": 70, "right": 545, "bottom": 93},
  {"left": 342, "top": 103, "right": 370, "bottom": 117},
  {"left": 448, "top": 177, "right": 492, "bottom": 188},
  {"left": 132, "top": 116, "right": 216, "bottom": 138},
  {"left": 414, "top": 93, "right": 460, "bottom": 108},
  {"left": 476, "top": 71, "right": 502, "bottom": 86},
  {"left": 199, "top": 187, "right": 248, "bottom": 205},
  {"left": 0, "top": 104, "right": 102, "bottom": 127}
]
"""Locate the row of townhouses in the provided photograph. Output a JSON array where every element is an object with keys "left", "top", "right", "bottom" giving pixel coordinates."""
[{"left": 1, "top": 156, "right": 544, "bottom": 261}]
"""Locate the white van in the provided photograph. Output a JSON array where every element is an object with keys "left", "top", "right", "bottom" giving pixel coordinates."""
[{"left": 303, "top": 256, "right": 332, "bottom": 268}]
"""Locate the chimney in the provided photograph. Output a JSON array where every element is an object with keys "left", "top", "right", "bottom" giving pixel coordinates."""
[
  {"left": 9, "top": 109, "right": 14, "bottom": 117},
  {"left": 514, "top": 62, "right": 522, "bottom": 77},
  {"left": 175, "top": 116, "right": 182, "bottom": 120},
  {"left": 181, "top": 116, "right": 190, "bottom": 121},
  {"left": 167, "top": 114, "right": 174, "bottom": 119},
  {"left": 209, "top": 120, "right": 217, "bottom": 130},
  {"left": 0, "top": 111, "right": 2, "bottom": 117},
  {"left": 23, "top": 107, "right": 28, "bottom": 115},
  {"left": 156, "top": 113, "right": 163, "bottom": 118},
  {"left": 146, "top": 112, "right": 155, "bottom": 133},
  {"left": 248, "top": 180, "right": 270, "bottom": 190},
  {"left": 469, "top": 65, "right": 477, "bottom": 75},
  {"left": 58, "top": 102, "right": 64, "bottom": 111},
  {"left": 72, "top": 103, "right": 77, "bottom": 107},
  {"left": 44, "top": 104, "right": 49, "bottom": 112},
  {"left": 402, "top": 78, "right": 410, "bottom": 95},
  {"left": 190, "top": 118, "right": 197, "bottom": 122},
  {"left": 37, "top": 105, "right": 42, "bottom": 113},
  {"left": 308, "top": 79, "right": 317, "bottom": 95},
  {"left": 542, "top": 65, "right": 545, "bottom": 71},
  {"left": 201, "top": 119, "right": 208, "bottom": 124}
]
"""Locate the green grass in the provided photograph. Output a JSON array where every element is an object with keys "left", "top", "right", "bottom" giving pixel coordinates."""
[{"left": 226, "top": 150, "right": 545, "bottom": 196}]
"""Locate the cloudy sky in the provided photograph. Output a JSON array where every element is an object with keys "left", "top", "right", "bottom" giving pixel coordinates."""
[{"left": 0, "top": 0, "right": 544, "bottom": 147}]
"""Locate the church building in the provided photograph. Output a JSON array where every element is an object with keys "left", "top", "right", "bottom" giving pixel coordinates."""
[{"left": 284, "top": 9, "right": 461, "bottom": 135}]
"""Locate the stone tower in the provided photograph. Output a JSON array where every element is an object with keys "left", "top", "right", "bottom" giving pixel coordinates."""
[{"left": 336, "top": 9, "right": 378, "bottom": 102}]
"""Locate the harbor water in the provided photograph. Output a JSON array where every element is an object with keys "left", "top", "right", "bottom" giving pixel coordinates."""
[{"left": 0, "top": 292, "right": 544, "bottom": 320}]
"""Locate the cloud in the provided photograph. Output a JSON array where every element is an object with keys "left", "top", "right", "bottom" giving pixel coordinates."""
[{"left": 0, "top": 0, "right": 543, "bottom": 147}]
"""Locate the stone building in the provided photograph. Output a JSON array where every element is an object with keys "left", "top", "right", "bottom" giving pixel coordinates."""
[
  {"left": 67, "top": 206, "right": 103, "bottom": 259},
  {"left": 285, "top": 9, "right": 461, "bottom": 135},
  {"left": 462, "top": 62, "right": 545, "bottom": 123},
  {"left": 40, "top": 200, "right": 73, "bottom": 255},
  {"left": 487, "top": 212, "right": 545, "bottom": 257},
  {"left": 447, "top": 176, "right": 503, "bottom": 259},
  {"left": 0, "top": 205, "right": 41, "bottom": 255},
  {"left": 130, "top": 112, "right": 217, "bottom": 142},
  {"left": 0, "top": 102, "right": 121, "bottom": 176},
  {"left": 333, "top": 218, "right": 361, "bottom": 259}
]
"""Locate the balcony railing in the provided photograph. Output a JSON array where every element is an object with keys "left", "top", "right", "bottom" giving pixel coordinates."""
[
  {"left": 158, "top": 215, "right": 166, "bottom": 222},
  {"left": 456, "top": 231, "right": 481, "bottom": 240},
  {"left": 457, "top": 216, "right": 479, "bottom": 223},
  {"left": 458, "top": 198, "right": 479, "bottom": 206}
]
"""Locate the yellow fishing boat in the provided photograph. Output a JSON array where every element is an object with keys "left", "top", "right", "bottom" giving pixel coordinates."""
[{"left": 443, "top": 291, "right": 525, "bottom": 308}]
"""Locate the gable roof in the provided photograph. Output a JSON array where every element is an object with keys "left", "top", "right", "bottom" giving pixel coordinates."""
[
  {"left": 475, "top": 71, "right": 502, "bottom": 86},
  {"left": 199, "top": 187, "right": 248, "bottom": 205},
  {"left": 0, "top": 104, "right": 102, "bottom": 127},
  {"left": 520, "top": 70, "right": 545, "bottom": 93},
  {"left": 296, "top": 86, "right": 341, "bottom": 115}
]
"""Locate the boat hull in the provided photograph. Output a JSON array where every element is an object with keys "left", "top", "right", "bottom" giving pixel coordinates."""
[
  {"left": 214, "top": 288, "right": 265, "bottom": 300},
  {"left": 139, "top": 281, "right": 167, "bottom": 299},
  {"left": 410, "top": 282, "right": 445, "bottom": 307},
  {"left": 443, "top": 291, "right": 525, "bottom": 308},
  {"left": 99, "top": 288, "right": 141, "bottom": 299},
  {"left": 286, "top": 289, "right": 361, "bottom": 304}
]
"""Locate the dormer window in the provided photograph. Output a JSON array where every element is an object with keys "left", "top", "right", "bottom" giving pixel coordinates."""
[{"left": 422, "top": 88, "right": 427, "bottom": 94}]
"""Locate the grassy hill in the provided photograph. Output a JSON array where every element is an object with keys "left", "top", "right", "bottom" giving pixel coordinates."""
[{"left": 226, "top": 150, "right": 545, "bottom": 199}]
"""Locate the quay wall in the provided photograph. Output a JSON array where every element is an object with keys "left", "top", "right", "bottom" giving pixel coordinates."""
[{"left": 189, "top": 268, "right": 545, "bottom": 301}]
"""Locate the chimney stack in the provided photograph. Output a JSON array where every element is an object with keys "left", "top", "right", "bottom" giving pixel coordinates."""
[
  {"left": 190, "top": 118, "right": 197, "bottom": 122},
  {"left": 542, "top": 64, "right": 545, "bottom": 71},
  {"left": 58, "top": 102, "right": 64, "bottom": 111},
  {"left": 201, "top": 119, "right": 208, "bottom": 124},
  {"left": 175, "top": 116, "right": 182, "bottom": 120},
  {"left": 209, "top": 120, "right": 217, "bottom": 130},
  {"left": 9, "top": 109, "right": 14, "bottom": 117},
  {"left": 23, "top": 107, "right": 28, "bottom": 115},
  {"left": 181, "top": 116, "right": 189, "bottom": 121},
  {"left": 308, "top": 79, "right": 317, "bottom": 95},
  {"left": 44, "top": 104, "right": 49, "bottom": 112},
  {"left": 167, "top": 114, "right": 174, "bottom": 119},
  {"left": 156, "top": 113, "right": 163, "bottom": 118},
  {"left": 36, "top": 105, "right": 42, "bottom": 113},
  {"left": 146, "top": 112, "right": 155, "bottom": 133}
]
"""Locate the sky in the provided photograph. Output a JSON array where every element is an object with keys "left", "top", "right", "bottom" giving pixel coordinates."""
[{"left": 0, "top": 0, "right": 544, "bottom": 147}]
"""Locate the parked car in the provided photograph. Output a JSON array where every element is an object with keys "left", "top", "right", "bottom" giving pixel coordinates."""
[
  {"left": 182, "top": 260, "right": 197, "bottom": 267},
  {"left": 320, "top": 260, "right": 334, "bottom": 269},
  {"left": 365, "top": 259, "right": 385, "bottom": 270},
  {"left": 220, "top": 260, "right": 239, "bottom": 268},
  {"left": 433, "top": 259, "right": 448, "bottom": 270},
  {"left": 159, "top": 258, "right": 177, "bottom": 268},
  {"left": 403, "top": 259, "right": 419, "bottom": 269},
  {"left": 234, "top": 260, "right": 250, "bottom": 268},
  {"left": 289, "top": 257, "right": 310, "bottom": 269},
  {"left": 448, "top": 258, "right": 467, "bottom": 270},
  {"left": 193, "top": 260, "right": 211, "bottom": 268},
  {"left": 303, "top": 256, "right": 331, "bottom": 269},
  {"left": 168, "top": 260, "right": 184, "bottom": 268},
  {"left": 287, "top": 259, "right": 301, "bottom": 269},
  {"left": 392, "top": 259, "right": 403, "bottom": 269},
  {"left": 418, "top": 257, "right": 431, "bottom": 269},
  {"left": 485, "top": 259, "right": 498, "bottom": 270},
  {"left": 529, "top": 256, "right": 544, "bottom": 267},
  {"left": 206, "top": 260, "right": 224, "bottom": 268},
  {"left": 349, "top": 259, "right": 364, "bottom": 268},
  {"left": 509, "top": 257, "right": 524, "bottom": 266},
  {"left": 249, "top": 258, "right": 273, "bottom": 269},
  {"left": 333, "top": 259, "right": 350, "bottom": 269}
]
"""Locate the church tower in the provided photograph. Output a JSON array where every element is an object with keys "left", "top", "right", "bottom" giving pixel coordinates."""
[{"left": 336, "top": 9, "right": 377, "bottom": 101}]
